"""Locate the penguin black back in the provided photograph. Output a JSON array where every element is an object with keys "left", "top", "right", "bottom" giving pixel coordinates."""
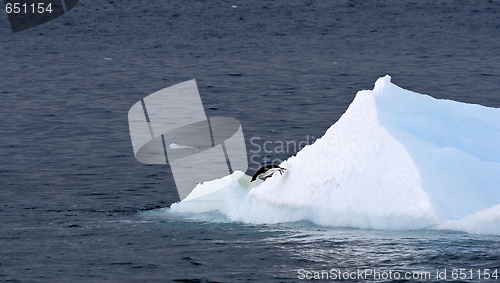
[{"left": 251, "top": 165, "right": 286, "bottom": 182}]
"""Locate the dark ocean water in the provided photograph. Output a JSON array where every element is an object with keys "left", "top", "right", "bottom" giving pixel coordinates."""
[{"left": 1, "top": 0, "right": 500, "bottom": 282}]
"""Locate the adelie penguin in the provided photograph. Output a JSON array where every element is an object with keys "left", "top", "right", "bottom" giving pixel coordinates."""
[{"left": 251, "top": 165, "right": 286, "bottom": 182}]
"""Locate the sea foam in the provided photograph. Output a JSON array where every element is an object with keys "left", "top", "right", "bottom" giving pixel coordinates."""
[{"left": 169, "top": 75, "right": 500, "bottom": 235}]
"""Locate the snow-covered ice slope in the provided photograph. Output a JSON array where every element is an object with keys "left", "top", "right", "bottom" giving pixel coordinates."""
[{"left": 170, "top": 75, "right": 500, "bottom": 234}]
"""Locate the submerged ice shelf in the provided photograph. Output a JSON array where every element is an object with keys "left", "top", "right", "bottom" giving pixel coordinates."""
[{"left": 169, "top": 75, "right": 500, "bottom": 235}]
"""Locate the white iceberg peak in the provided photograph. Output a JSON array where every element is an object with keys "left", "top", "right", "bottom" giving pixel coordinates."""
[{"left": 373, "top": 74, "right": 391, "bottom": 94}]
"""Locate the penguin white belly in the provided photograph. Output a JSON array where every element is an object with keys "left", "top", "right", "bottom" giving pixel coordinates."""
[{"left": 257, "top": 167, "right": 282, "bottom": 178}]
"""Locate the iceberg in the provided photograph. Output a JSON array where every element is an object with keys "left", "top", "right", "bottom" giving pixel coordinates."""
[{"left": 169, "top": 75, "right": 500, "bottom": 234}]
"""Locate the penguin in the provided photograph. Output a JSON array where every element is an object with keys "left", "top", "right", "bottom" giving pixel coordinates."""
[{"left": 251, "top": 165, "right": 286, "bottom": 182}]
